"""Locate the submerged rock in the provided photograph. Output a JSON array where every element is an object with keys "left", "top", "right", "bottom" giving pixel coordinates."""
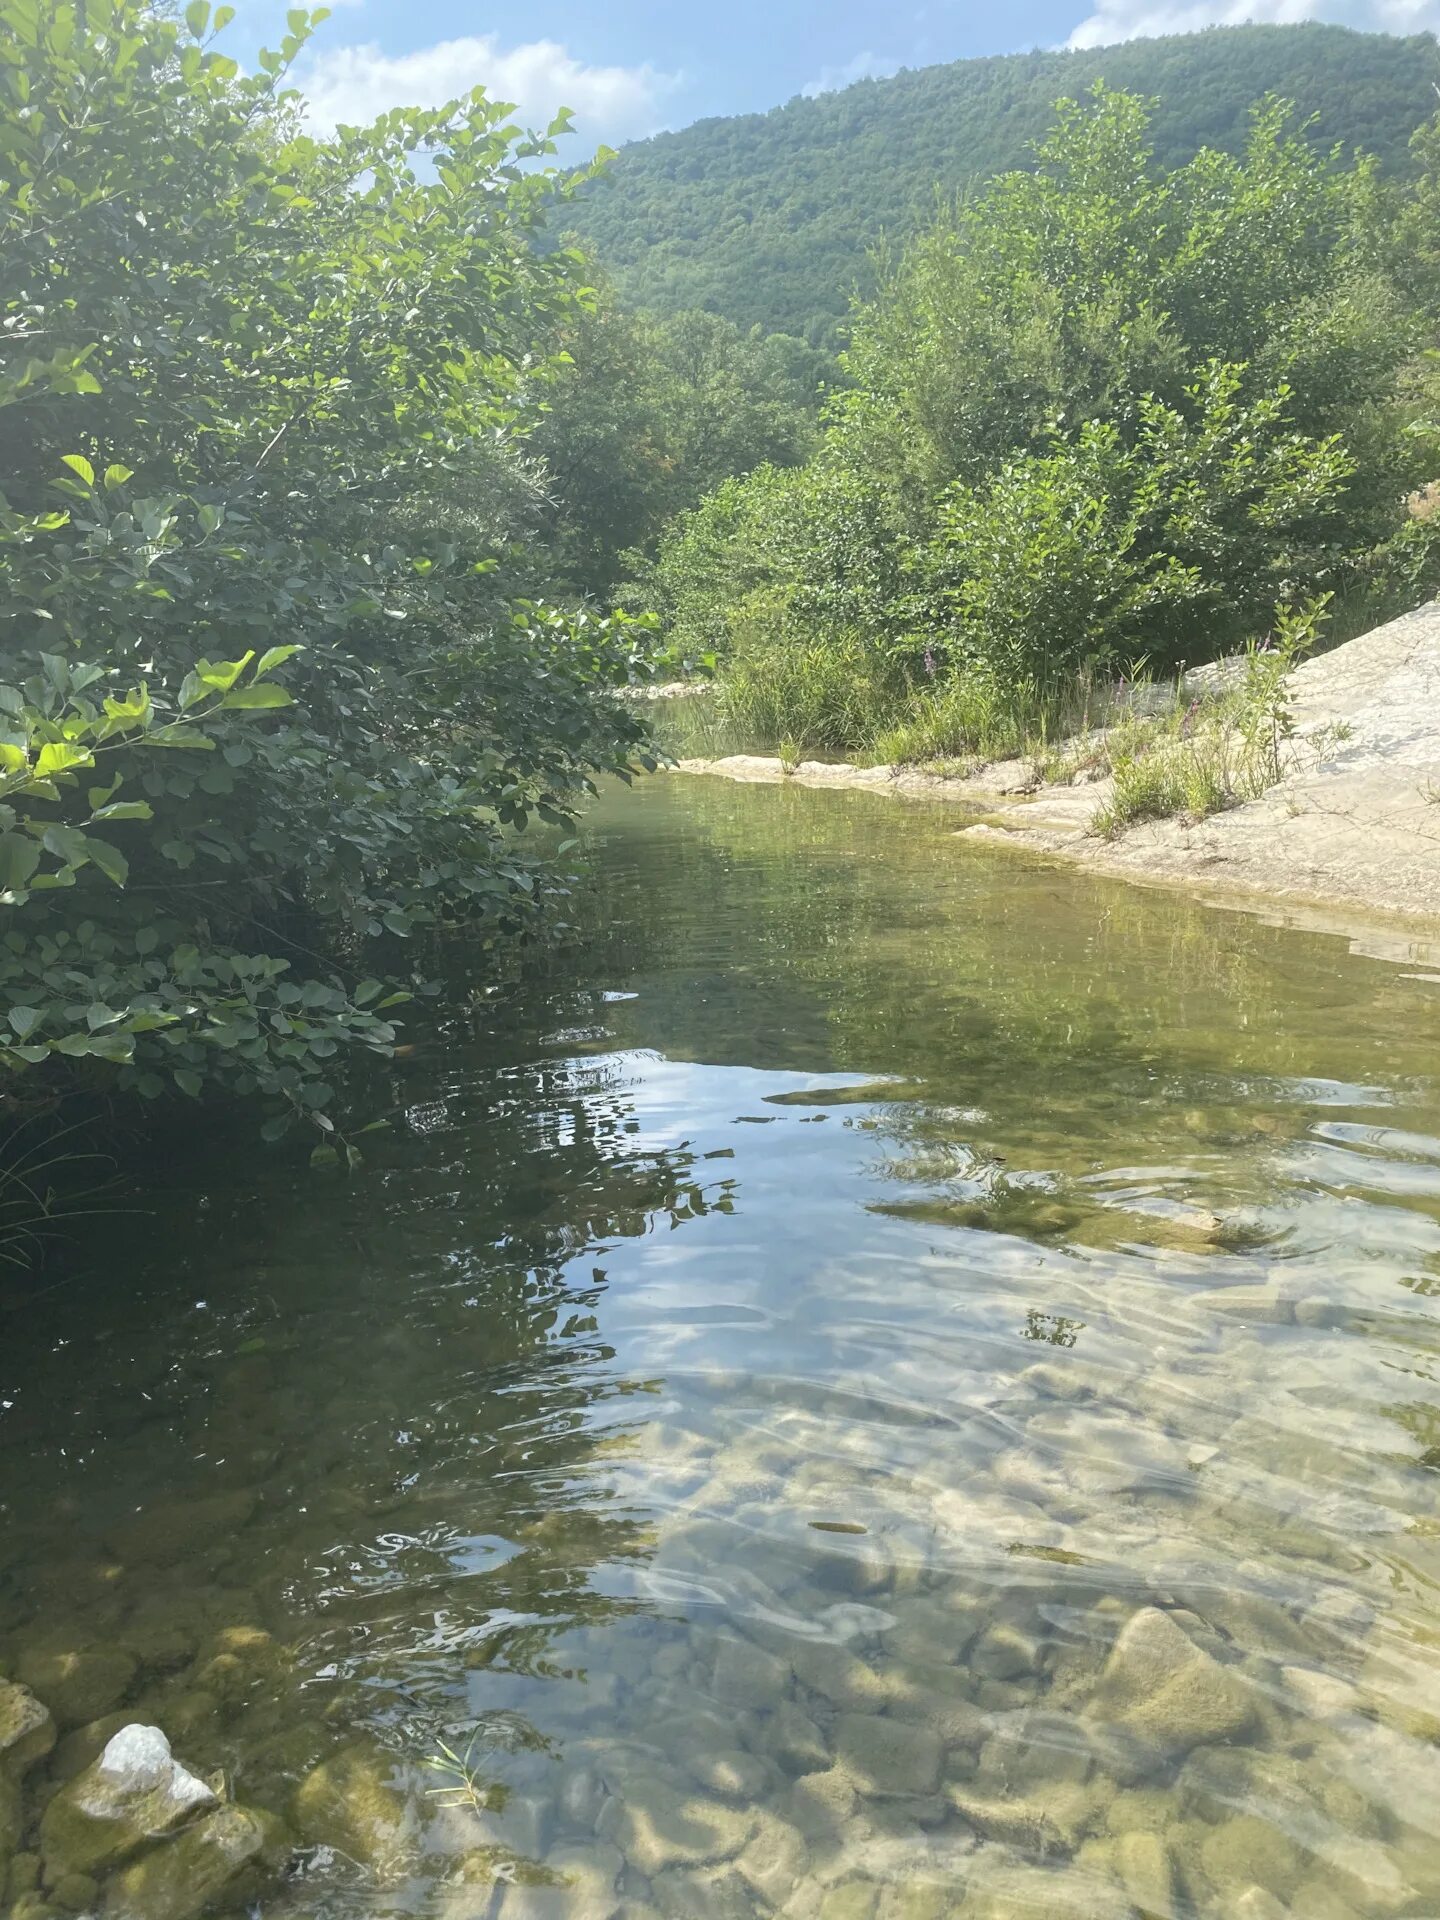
[
  {"left": 1, "top": 1771, "right": 21, "bottom": 1880},
  {"left": 1089, "top": 1606, "right": 1256, "bottom": 1759},
  {"left": 712, "top": 1636, "right": 788, "bottom": 1712},
  {"left": 737, "top": 1810, "right": 809, "bottom": 1908},
  {"left": 760, "top": 1698, "right": 829, "bottom": 1775},
  {"left": 497, "top": 1842, "right": 622, "bottom": 1920},
  {"left": 833, "top": 1714, "right": 943, "bottom": 1798},
  {"left": 596, "top": 1774, "right": 754, "bottom": 1877},
  {"left": 100, "top": 1801, "right": 283, "bottom": 1920},
  {"left": 0, "top": 1679, "right": 55, "bottom": 1779},
  {"left": 106, "top": 1489, "right": 257, "bottom": 1567},
  {"left": 39, "top": 1723, "right": 216, "bottom": 1878},
  {"left": 1115, "top": 1829, "right": 1175, "bottom": 1917},
  {"left": 946, "top": 1779, "right": 1095, "bottom": 1857},
  {"left": 50, "top": 1714, "right": 133, "bottom": 1786},
  {"left": 1197, "top": 1814, "right": 1304, "bottom": 1906},
  {"left": 17, "top": 1642, "right": 136, "bottom": 1731},
  {"left": 292, "top": 1740, "right": 413, "bottom": 1871}
]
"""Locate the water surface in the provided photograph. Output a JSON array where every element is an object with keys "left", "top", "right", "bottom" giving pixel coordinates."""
[{"left": 4, "top": 775, "right": 1440, "bottom": 1919}]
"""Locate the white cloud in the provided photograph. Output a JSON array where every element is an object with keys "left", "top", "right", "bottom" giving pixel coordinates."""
[
  {"left": 296, "top": 33, "right": 683, "bottom": 152},
  {"left": 801, "top": 50, "right": 902, "bottom": 99},
  {"left": 1068, "top": 0, "right": 1440, "bottom": 49}
]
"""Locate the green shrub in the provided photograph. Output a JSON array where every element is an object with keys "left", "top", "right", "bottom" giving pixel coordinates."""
[{"left": 0, "top": 0, "right": 651, "bottom": 1157}]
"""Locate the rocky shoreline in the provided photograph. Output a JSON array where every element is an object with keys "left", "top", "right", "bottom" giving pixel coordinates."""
[{"left": 672, "top": 599, "right": 1440, "bottom": 951}]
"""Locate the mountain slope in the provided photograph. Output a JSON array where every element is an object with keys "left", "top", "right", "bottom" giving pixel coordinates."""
[{"left": 564, "top": 23, "right": 1440, "bottom": 346}]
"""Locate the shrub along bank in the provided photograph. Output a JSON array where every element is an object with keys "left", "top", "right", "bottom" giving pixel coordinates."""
[
  {"left": 631, "top": 86, "right": 1440, "bottom": 760},
  {"left": 0, "top": 0, "right": 659, "bottom": 1208}
]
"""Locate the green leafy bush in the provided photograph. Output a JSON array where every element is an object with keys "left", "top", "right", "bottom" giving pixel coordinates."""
[
  {"left": 930, "top": 365, "right": 1355, "bottom": 689},
  {"left": 645, "top": 83, "right": 1440, "bottom": 754},
  {"left": 0, "top": 0, "right": 652, "bottom": 1157}
]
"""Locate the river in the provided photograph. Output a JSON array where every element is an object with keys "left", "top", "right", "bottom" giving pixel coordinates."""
[{"left": 3, "top": 773, "right": 1440, "bottom": 1919}]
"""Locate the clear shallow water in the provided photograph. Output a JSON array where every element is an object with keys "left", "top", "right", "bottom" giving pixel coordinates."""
[{"left": 4, "top": 775, "right": 1440, "bottom": 1918}]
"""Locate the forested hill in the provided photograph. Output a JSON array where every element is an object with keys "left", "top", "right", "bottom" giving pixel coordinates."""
[{"left": 564, "top": 22, "right": 1440, "bottom": 345}]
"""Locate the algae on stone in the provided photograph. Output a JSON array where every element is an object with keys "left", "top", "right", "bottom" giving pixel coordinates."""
[
  {"left": 101, "top": 1803, "right": 283, "bottom": 1920},
  {"left": 38, "top": 1724, "right": 215, "bottom": 1879}
]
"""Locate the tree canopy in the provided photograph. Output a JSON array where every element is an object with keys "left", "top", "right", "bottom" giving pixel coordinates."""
[{"left": 562, "top": 23, "right": 1440, "bottom": 346}]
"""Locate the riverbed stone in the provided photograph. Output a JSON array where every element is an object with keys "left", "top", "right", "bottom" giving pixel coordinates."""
[
  {"left": 881, "top": 1601, "right": 973, "bottom": 1669},
  {"left": 969, "top": 1621, "right": 1046, "bottom": 1683},
  {"left": 833, "top": 1714, "right": 943, "bottom": 1797},
  {"left": 50, "top": 1714, "right": 133, "bottom": 1786},
  {"left": 946, "top": 1780, "right": 1094, "bottom": 1856},
  {"left": 100, "top": 1801, "right": 281, "bottom": 1920},
  {"left": 737, "top": 1811, "right": 808, "bottom": 1908},
  {"left": 713, "top": 1636, "right": 788, "bottom": 1712},
  {"left": 651, "top": 1862, "right": 755, "bottom": 1920},
  {"left": 760, "top": 1698, "right": 829, "bottom": 1774},
  {"left": 292, "top": 1740, "right": 413, "bottom": 1870},
  {"left": 0, "top": 1680, "right": 54, "bottom": 1778},
  {"left": 790, "top": 1642, "right": 891, "bottom": 1713},
  {"left": 17, "top": 1642, "right": 137, "bottom": 1731},
  {"left": 818, "top": 1881, "right": 881, "bottom": 1920},
  {"left": 1197, "top": 1814, "right": 1304, "bottom": 1905},
  {"left": 38, "top": 1724, "right": 216, "bottom": 1878},
  {"left": 810, "top": 1535, "right": 894, "bottom": 1598},
  {"left": 499, "top": 1843, "right": 622, "bottom": 1920},
  {"left": 1090, "top": 1606, "right": 1256, "bottom": 1758},
  {"left": 596, "top": 1775, "right": 754, "bottom": 1877},
  {"left": 789, "top": 1767, "right": 858, "bottom": 1838},
  {"left": 1227, "top": 1891, "right": 1287, "bottom": 1920},
  {"left": 107, "top": 1490, "right": 257, "bottom": 1567},
  {"left": 1287, "top": 1874, "right": 1367, "bottom": 1920},
  {"left": 688, "top": 1748, "right": 770, "bottom": 1801},
  {"left": 49, "top": 1868, "right": 99, "bottom": 1910},
  {"left": 188, "top": 1624, "right": 286, "bottom": 1708},
  {"left": 1115, "top": 1829, "right": 1175, "bottom": 1917},
  {"left": 1, "top": 1770, "right": 21, "bottom": 1876}
]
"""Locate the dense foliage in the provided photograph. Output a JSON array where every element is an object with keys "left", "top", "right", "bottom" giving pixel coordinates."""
[
  {"left": 0, "top": 0, "right": 656, "bottom": 1163},
  {"left": 635, "top": 86, "right": 1440, "bottom": 750},
  {"left": 529, "top": 301, "right": 824, "bottom": 597},
  {"left": 564, "top": 23, "right": 1440, "bottom": 346}
]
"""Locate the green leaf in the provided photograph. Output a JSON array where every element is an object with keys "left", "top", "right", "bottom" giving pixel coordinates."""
[
  {"left": 40, "top": 823, "right": 93, "bottom": 869},
  {"left": 0, "top": 836, "right": 41, "bottom": 892},
  {"left": 197, "top": 652, "right": 255, "bottom": 693},
  {"left": 185, "top": 0, "right": 210, "bottom": 35},
  {"left": 89, "top": 800, "right": 154, "bottom": 823},
  {"left": 8, "top": 1007, "right": 43, "bottom": 1039},
  {"left": 35, "top": 741, "right": 94, "bottom": 778},
  {"left": 84, "top": 838, "right": 129, "bottom": 887},
  {"left": 255, "top": 644, "right": 303, "bottom": 678},
  {"left": 86, "top": 1032, "right": 136, "bottom": 1064},
  {"left": 310, "top": 1144, "right": 340, "bottom": 1168},
  {"left": 60, "top": 453, "right": 95, "bottom": 487},
  {"left": 174, "top": 1068, "right": 203, "bottom": 1097},
  {"left": 222, "top": 683, "right": 293, "bottom": 710},
  {"left": 102, "top": 464, "right": 134, "bottom": 492}
]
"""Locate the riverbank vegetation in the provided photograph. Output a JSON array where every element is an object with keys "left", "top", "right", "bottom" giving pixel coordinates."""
[
  {"left": 631, "top": 86, "right": 1440, "bottom": 768},
  {"left": 0, "top": 0, "right": 675, "bottom": 1195}
]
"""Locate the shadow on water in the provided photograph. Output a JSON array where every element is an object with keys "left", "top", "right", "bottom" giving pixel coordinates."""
[{"left": 3, "top": 771, "right": 1440, "bottom": 1916}]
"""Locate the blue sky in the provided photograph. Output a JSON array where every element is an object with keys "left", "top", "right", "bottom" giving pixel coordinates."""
[{"left": 229, "top": 0, "right": 1439, "bottom": 155}]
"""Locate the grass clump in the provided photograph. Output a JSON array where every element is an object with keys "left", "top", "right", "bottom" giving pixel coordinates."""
[{"left": 1091, "top": 597, "right": 1327, "bottom": 836}]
